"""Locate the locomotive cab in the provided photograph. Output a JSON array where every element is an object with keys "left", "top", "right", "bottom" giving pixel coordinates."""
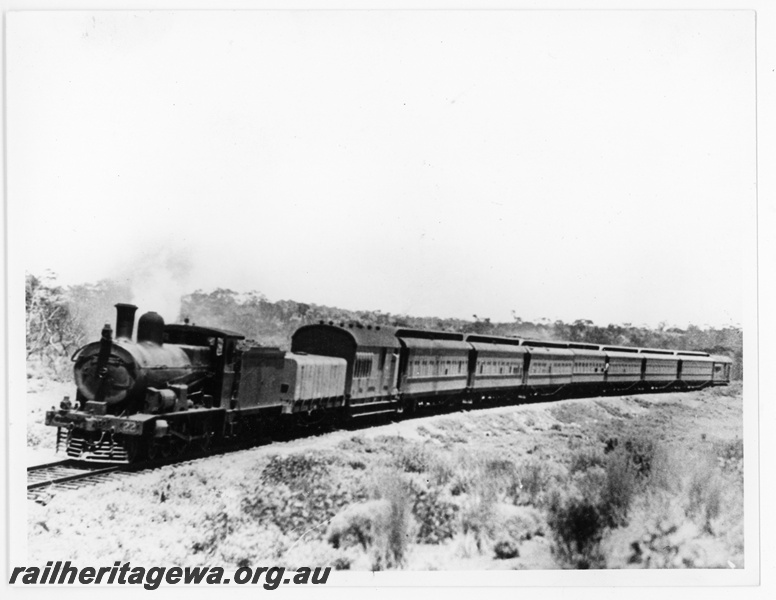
[{"left": 163, "top": 324, "right": 245, "bottom": 406}]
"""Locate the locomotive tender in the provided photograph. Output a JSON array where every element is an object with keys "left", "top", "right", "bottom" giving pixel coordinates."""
[{"left": 46, "top": 304, "right": 733, "bottom": 463}]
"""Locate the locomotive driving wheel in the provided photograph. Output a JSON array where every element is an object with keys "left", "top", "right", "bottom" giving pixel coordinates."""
[
  {"left": 146, "top": 438, "right": 177, "bottom": 461},
  {"left": 124, "top": 438, "right": 145, "bottom": 463},
  {"left": 147, "top": 439, "right": 162, "bottom": 461}
]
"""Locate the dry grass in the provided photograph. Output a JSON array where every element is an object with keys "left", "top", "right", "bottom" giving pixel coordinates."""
[
  {"left": 549, "top": 436, "right": 744, "bottom": 569},
  {"left": 370, "top": 471, "right": 413, "bottom": 570}
]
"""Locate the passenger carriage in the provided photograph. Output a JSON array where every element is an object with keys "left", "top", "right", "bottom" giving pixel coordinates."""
[
  {"left": 291, "top": 322, "right": 401, "bottom": 417},
  {"left": 464, "top": 334, "right": 527, "bottom": 403},
  {"left": 639, "top": 348, "right": 679, "bottom": 390},
  {"left": 521, "top": 341, "right": 574, "bottom": 395},
  {"left": 676, "top": 351, "right": 715, "bottom": 388},
  {"left": 395, "top": 329, "right": 470, "bottom": 410},
  {"left": 601, "top": 346, "right": 643, "bottom": 392},
  {"left": 567, "top": 343, "right": 607, "bottom": 395}
]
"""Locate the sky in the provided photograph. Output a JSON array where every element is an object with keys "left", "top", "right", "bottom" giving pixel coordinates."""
[{"left": 7, "top": 10, "right": 755, "bottom": 327}]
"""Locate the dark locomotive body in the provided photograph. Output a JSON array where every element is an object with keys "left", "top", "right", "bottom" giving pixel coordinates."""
[{"left": 46, "top": 304, "right": 734, "bottom": 463}]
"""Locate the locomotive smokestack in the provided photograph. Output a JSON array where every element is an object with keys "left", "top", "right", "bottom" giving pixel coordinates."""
[{"left": 115, "top": 303, "right": 138, "bottom": 340}]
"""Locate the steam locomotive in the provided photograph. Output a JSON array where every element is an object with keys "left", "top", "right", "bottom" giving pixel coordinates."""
[{"left": 45, "top": 303, "right": 733, "bottom": 463}]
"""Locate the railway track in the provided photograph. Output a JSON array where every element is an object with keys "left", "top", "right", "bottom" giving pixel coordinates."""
[
  {"left": 27, "top": 460, "right": 125, "bottom": 504},
  {"left": 25, "top": 442, "right": 269, "bottom": 505}
]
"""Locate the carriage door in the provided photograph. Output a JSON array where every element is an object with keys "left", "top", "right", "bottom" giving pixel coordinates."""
[
  {"left": 522, "top": 353, "right": 531, "bottom": 386},
  {"left": 467, "top": 350, "right": 478, "bottom": 387},
  {"left": 388, "top": 351, "right": 400, "bottom": 395},
  {"left": 397, "top": 343, "right": 411, "bottom": 389}
]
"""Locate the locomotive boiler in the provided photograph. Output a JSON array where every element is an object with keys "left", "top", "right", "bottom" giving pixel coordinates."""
[{"left": 72, "top": 304, "right": 212, "bottom": 414}]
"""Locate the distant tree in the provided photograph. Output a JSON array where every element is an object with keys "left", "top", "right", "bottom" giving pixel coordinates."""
[
  {"left": 553, "top": 320, "right": 571, "bottom": 341},
  {"left": 26, "top": 273, "right": 81, "bottom": 358},
  {"left": 66, "top": 278, "right": 133, "bottom": 340},
  {"left": 565, "top": 319, "right": 591, "bottom": 342},
  {"left": 26, "top": 273, "right": 86, "bottom": 379},
  {"left": 462, "top": 315, "right": 494, "bottom": 335}
]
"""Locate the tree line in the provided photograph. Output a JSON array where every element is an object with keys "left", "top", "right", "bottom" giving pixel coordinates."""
[{"left": 26, "top": 274, "right": 743, "bottom": 380}]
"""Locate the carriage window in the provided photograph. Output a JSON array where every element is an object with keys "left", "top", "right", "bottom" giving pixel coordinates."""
[{"left": 354, "top": 354, "right": 373, "bottom": 378}]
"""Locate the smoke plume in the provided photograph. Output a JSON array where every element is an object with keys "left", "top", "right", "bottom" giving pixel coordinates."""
[{"left": 114, "top": 244, "right": 194, "bottom": 323}]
